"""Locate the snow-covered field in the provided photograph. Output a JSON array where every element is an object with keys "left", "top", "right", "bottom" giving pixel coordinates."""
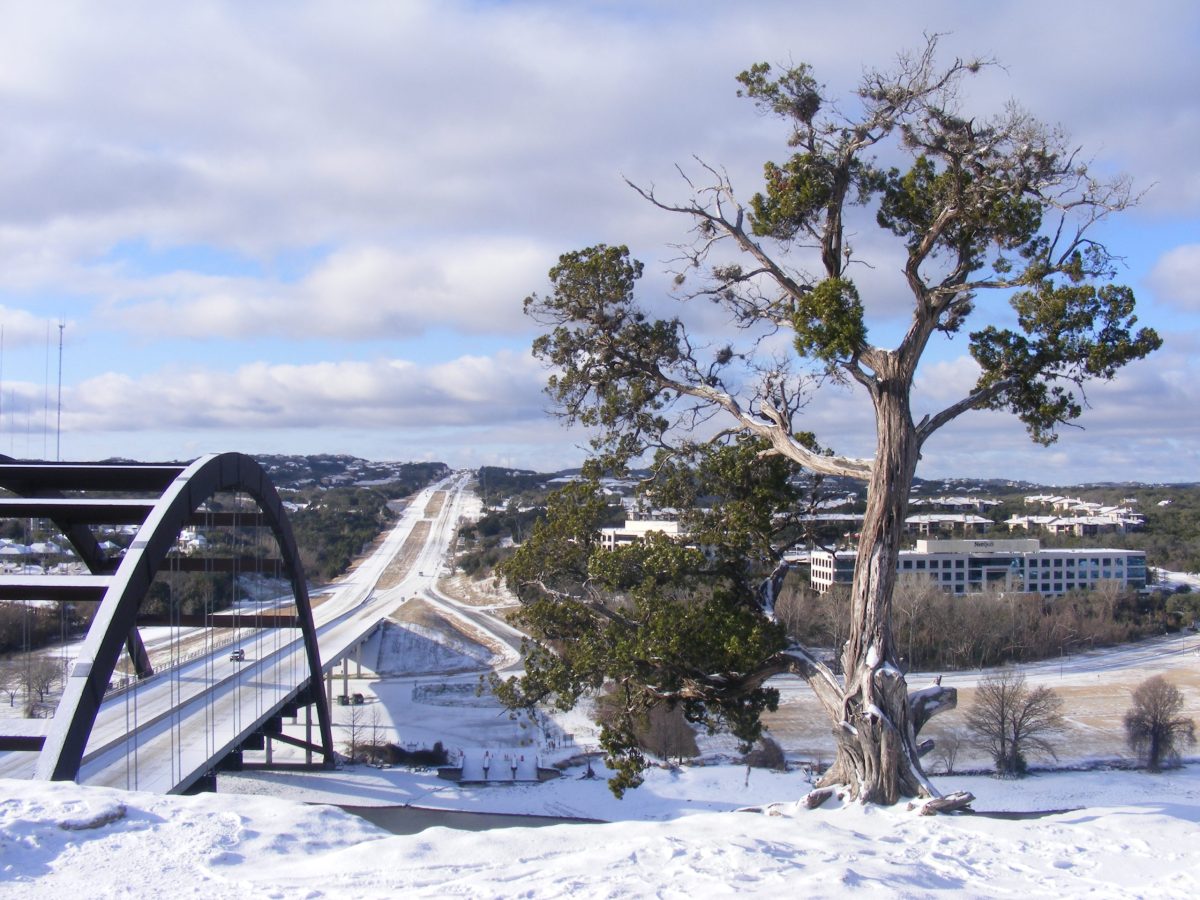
[{"left": 4, "top": 764, "right": 1199, "bottom": 897}]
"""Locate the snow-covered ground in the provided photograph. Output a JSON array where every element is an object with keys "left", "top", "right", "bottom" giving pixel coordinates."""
[
  {"left": 3, "top": 765, "right": 1199, "bottom": 897},
  {"left": 1156, "top": 567, "right": 1200, "bottom": 593},
  {"left": 3, "top": 498, "right": 1197, "bottom": 896}
]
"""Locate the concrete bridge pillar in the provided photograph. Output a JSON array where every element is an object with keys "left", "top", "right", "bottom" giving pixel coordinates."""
[{"left": 305, "top": 703, "right": 313, "bottom": 766}]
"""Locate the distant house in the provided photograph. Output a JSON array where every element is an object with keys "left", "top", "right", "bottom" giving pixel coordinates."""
[
  {"left": 1006, "top": 510, "right": 1142, "bottom": 536},
  {"left": 904, "top": 513, "right": 994, "bottom": 535},
  {"left": 909, "top": 495, "right": 1001, "bottom": 514},
  {"left": 178, "top": 527, "right": 209, "bottom": 552},
  {"left": 598, "top": 519, "right": 683, "bottom": 551}
]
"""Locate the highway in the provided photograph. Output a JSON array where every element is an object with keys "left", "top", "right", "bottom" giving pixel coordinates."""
[{"left": 0, "top": 471, "right": 478, "bottom": 792}]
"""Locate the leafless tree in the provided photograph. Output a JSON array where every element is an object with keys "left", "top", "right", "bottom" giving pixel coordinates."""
[
  {"left": 342, "top": 701, "right": 365, "bottom": 760},
  {"left": 930, "top": 727, "right": 965, "bottom": 776},
  {"left": 892, "top": 576, "right": 942, "bottom": 669},
  {"left": 966, "top": 670, "right": 1064, "bottom": 777},
  {"left": 0, "top": 659, "right": 20, "bottom": 707},
  {"left": 21, "top": 655, "right": 61, "bottom": 706},
  {"left": 642, "top": 703, "right": 699, "bottom": 766},
  {"left": 1124, "top": 676, "right": 1196, "bottom": 772}
]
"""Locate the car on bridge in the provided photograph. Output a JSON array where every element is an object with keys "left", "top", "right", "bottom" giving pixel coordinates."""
[{"left": 229, "top": 649, "right": 245, "bottom": 662}]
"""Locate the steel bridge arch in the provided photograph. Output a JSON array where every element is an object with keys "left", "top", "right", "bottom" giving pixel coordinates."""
[{"left": 0, "top": 452, "right": 334, "bottom": 783}]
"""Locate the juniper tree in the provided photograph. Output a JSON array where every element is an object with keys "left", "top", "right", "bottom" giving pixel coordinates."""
[{"left": 507, "top": 37, "right": 1161, "bottom": 805}]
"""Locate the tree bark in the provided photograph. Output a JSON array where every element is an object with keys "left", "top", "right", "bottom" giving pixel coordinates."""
[{"left": 817, "top": 361, "right": 937, "bottom": 802}]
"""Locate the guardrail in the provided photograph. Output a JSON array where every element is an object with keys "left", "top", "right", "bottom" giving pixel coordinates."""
[{"left": 105, "top": 629, "right": 242, "bottom": 697}]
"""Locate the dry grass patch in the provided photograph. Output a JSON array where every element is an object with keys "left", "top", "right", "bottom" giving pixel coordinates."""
[
  {"left": 389, "top": 597, "right": 510, "bottom": 664},
  {"left": 376, "top": 521, "right": 431, "bottom": 590},
  {"left": 436, "top": 572, "right": 519, "bottom": 609},
  {"left": 424, "top": 491, "right": 446, "bottom": 518}
]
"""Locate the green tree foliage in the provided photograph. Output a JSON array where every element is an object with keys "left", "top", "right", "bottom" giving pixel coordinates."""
[
  {"left": 457, "top": 501, "right": 590, "bottom": 579},
  {"left": 274, "top": 459, "right": 447, "bottom": 582},
  {"left": 518, "top": 37, "right": 1160, "bottom": 804},
  {"left": 475, "top": 466, "right": 559, "bottom": 508},
  {"left": 288, "top": 487, "right": 399, "bottom": 581},
  {"left": 497, "top": 446, "right": 810, "bottom": 796},
  {"left": 141, "top": 572, "right": 236, "bottom": 618}
]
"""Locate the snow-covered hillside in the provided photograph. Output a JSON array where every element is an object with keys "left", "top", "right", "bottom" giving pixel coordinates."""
[{"left": 3, "top": 764, "right": 1199, "bottom": 897}]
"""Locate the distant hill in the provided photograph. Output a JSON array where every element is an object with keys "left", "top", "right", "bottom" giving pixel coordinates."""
[{"left": 256, "top": 454, "right": 448, "bottom": 492}]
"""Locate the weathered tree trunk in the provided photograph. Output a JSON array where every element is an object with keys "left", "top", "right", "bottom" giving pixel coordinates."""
[{"left": 817, "top": 363, "right": 935, "bottom": 803}]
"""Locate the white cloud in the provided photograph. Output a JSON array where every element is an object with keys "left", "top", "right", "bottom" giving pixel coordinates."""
[
  {"left": 0, "top": 1, "right": 1194, "bottom": 480},
  {"left": 0, "top": 306, "right": 63, "bottom": 346},
  {"left": 1148, "top": 244, "right": 1200, "bottom": 312},
  {"left": 61, "top": 350, "right": 547, "bottom": 433},
  {"left": 98, "top": 239, "right": 552, "bottom": 339},
  {"left": 910, "top": 338, "right": 1200, "bottom": 483}
]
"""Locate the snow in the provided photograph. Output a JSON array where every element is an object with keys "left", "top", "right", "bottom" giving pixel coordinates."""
[
  {"left": 1156, "top": 568, "right": 1200, "bottom": 593},
  {"left": 3, "top": 765, "right": 1199, "bottom": 897},
  {"left": 14, "top": 625, "right": 1200, "bottom": 896},
  {"left": 4, "top": 478, "right": 1197, "bottom": 897}
]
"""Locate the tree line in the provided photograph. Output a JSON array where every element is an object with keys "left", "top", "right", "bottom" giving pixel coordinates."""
[
  {"left": 777, "top": 576, "right": 1168, "bottom": 673},
  {"left": 287, "top": 484, "right": 418, "bottom": 581}
]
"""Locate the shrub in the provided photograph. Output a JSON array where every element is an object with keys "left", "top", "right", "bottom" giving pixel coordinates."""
[{"left": 743, "top": 735, "right": 787, "bottom": 770}]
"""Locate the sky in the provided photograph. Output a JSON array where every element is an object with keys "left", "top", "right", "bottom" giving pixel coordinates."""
[{"left": 0, "top": 0, "right": 1197, "bottom": 483}]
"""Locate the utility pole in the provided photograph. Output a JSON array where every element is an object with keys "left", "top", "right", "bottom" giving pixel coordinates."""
[{"left": 56, "top": 322, "right": 64, "bottom": 461}]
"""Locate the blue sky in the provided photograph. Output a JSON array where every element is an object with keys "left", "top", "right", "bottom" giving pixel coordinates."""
[{"left": 0, "top": 0, "right": 1197, "bottom": 483}]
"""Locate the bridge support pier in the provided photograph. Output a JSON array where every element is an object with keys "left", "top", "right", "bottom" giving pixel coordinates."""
[{"left": 306, "top": 704, "right": 313, "bottom": 766}]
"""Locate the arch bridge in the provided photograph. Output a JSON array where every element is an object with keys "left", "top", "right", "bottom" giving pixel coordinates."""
[{"left": 0, "top": 453, "right": 335, "bottom": 791}]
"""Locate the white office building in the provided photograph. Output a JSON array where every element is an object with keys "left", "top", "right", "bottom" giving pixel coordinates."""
[
  {"left": 598, "top": 519, "right": 683, "bottom": 551},
  {"left": 810, "top": 538, "right": 1148, "bottom": 596}
]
